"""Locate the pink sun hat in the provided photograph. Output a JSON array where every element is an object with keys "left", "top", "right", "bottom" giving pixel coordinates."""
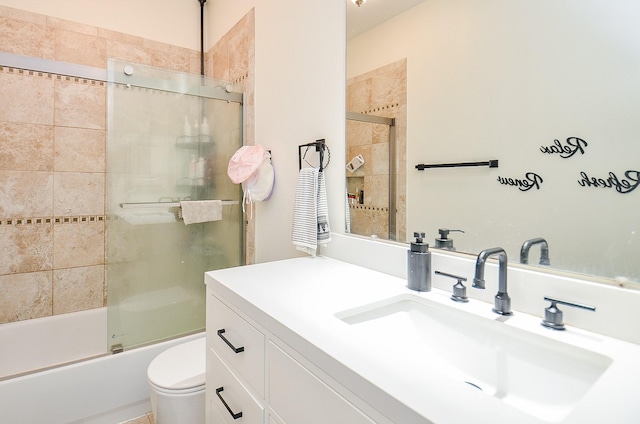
[{"left": 227, "top": 145, "right": 267, "bottom": 184}]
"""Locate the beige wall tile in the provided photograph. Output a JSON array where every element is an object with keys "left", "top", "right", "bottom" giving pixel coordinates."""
[
  {"left": 105, "top": 39, "right": 153, "bottom": 68},
  {"left": 209, "top": 44, "right": 230, "bottom": 81},
  {"left": 55, "top": 28, "right": 106, "bottom": 68},
  {"left": 47, "top": 16, "right": 98, "bottom": 37},
  {"left": 54, "top": 127, "right": 106, "bottom": 173},
  {"left": 53, "top": 172, "right": 105, "bottom": 216},
  {"left": 97, "top": 27, "right": 142, "bottom": 45},
  {"left": 0, "top": 14, "right": 54, "bottom": 59},
  {"left": 53, "top": 220, "right": 105, "bottom": 269},
  {"left": 347, "top": 78, "right": 372, "bottom": 113},
  {"left": 0, "top": 171, "right": 53, "bottom": 217},
  {"left": 0, "top": 223, "right": 53, "bottom": 275},
  {"left": 143, "top": 41, "right": 194, "bottom": 73},
  {"left": 365, "top": 174, "right": 389, "bottom": 208},
  {"left": 54, "top": 77, "right": 106, "bottom": 130},
  {"left": 0, "top": 271, "right": 52, "bottom": 323},
  {"left": 0, "top": 70, "right": 55, "bottom": 125},
  {"left": 372, "top": 142, "right": 389, "bottom": 176},
  {"left": 0, "top": 123, "right": 54, "bottom": 171},
  {"left": 0, "top": 5, "right": 47, "bottom": 26},
  {"left": 346, "top": 120, "right": 373, "bottom": 147},
  {"left": 53, "top": 265, "right": 104, "bottom": 314},
  {"left": 371, "top": 70, "right": 405, "bottom": 109},
  {"left": 372, "top": 122, "right": 392, "bottom": 144},
  {"left": 227, "top": 28, "right": 250, "bottom": 83}
]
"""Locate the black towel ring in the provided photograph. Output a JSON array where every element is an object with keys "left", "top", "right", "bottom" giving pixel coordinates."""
[{"left": 299, "top": 139, "right": 330, "bottom": 171}]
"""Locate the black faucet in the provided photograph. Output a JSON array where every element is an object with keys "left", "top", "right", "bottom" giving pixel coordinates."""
[
  {"left": 520, "top": 238, "right": 550, "bottom": 265},
  {"left": 473, "top": 247, "right": 512, "bottom": 316}
]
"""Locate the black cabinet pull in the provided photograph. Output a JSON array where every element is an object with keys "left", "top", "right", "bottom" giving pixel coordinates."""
[
  {"left": 216, "top": 386, "right": 243, "bottom": 419},
  {"left": 217, "top": 329, "right": 245, "bottom": 353}
]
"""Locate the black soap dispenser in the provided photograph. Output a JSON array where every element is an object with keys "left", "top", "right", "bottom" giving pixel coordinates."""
[
  {"left": 434, "top": 228, "right": 464, "bottom": 250},
  {"left": 407, "top": 232, "right": 431, "bottom": 292}
]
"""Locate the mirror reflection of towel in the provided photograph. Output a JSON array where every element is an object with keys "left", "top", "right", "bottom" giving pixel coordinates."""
[
  {"left": 292, "top": 168, "right": 331, "bottom": 256},
  {"left": 317, "top": 171, "right": 331, "bottom": 243}
]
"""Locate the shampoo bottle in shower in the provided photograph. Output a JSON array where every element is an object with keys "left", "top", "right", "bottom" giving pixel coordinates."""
[
  {"left": 188, "top": 154, "right": 197, "bottom": 181},
  {"left": 201, "top": 117, "right": 210, "bottom": 136},
  {"left": 183, "top": 116, "right": 191, "bottom": 137},
  {"left": 195, "top": 157, "right": 205, "bottom": 186}
]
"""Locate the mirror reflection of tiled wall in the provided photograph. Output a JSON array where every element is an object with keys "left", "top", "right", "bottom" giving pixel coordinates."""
[{"left": 346, "top": 59, "right": 406, "bottom": 241}]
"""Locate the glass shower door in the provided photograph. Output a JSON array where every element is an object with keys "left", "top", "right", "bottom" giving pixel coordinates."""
[{"left": 106, "top": 60, "right": 243, "bottom": 351}]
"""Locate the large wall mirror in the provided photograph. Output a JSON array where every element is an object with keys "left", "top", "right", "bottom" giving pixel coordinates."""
[{"left": 346, "top": 0, "right": 639, "bottom": 287}]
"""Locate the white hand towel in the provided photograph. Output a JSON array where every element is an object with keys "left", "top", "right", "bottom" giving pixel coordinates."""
[
  {"left": 292, "top": 168, "right": 331, "bottom": 256},
  {"left": 180, "top": 200, "right": 222, "bottom": 225}
]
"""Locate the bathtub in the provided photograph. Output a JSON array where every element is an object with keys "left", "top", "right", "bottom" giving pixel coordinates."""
[
  {"left": 0, "top": 309, "right": 203, "bottom": 423},
  {"left": 0, "top": 307, "right": 108, "bottom": 380}
]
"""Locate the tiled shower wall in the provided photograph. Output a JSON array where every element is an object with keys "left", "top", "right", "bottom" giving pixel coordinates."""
[
  {"left": 0, "top": 66, "right": 107, "bottom": 321},
  {"left": 0, "top": 5, "right": 254, "bottom": 324},
  {"left": 206, "top": 9, "right": 256, "bottom": 264},
  {"left": 346, "top": 59, "right": 407, "bottom": 241}
]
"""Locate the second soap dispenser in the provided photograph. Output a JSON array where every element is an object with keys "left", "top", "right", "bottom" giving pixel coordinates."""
[{"left": 407, "top": 232, "right": 431, "bottom": 291}]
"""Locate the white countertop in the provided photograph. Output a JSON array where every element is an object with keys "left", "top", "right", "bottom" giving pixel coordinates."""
[{"left": 205, "top": 256, "right": 640, "bottom": 424}]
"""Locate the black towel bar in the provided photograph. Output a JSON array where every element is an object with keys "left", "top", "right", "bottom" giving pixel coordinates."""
[{"left": 415, "top": 160, "right": 498, "bottom": 171}]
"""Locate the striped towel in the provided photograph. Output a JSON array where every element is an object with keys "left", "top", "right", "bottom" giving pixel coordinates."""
[
  {"left": 345, "top": 187, "right": 351, "bottom": 234},
  {"left": 292, "top": 168, "right": 331, "bottom": 256},
  {"left": 317, "top": 170, "right": 331, "bottom": 243}
]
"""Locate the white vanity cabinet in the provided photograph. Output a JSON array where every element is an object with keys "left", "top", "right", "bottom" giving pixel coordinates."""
[
  {"left": 206, "top": 287, "right": 378, "bottom": 424},
  {"left": 206, "top": 294, "right": 264, "bottom": 424},
  {"left": 267, "top": 341, "right": 375, "bottom": 424},
  {"left": 207, "top": 256, "right": 640, "bottom": 424}
]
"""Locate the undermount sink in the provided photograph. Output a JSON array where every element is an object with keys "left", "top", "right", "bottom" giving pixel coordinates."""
[{"left": 335, "top": 293, "right": 612, "bottom": 422}]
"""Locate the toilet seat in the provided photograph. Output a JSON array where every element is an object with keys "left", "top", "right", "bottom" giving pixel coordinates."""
[
  {"left": 147, "top": 337, "right": 206, "bottom": 392},
  {"left": 149, "top": 381, "right": 204, "bottom": 395}
]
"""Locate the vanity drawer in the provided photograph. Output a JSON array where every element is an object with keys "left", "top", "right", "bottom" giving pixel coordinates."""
[
  {"left": 208, "top": 348, "right": 264, "bottom": 424},
  {"left": 208, "top": 293, "right": 265, "bottom": 397},
  {"left": 268, "top": 341, "right": 376, "bottom": 424}
]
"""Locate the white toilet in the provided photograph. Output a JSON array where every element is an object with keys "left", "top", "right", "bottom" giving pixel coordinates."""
[{"left": 147, "top": 337, "right": 206, "bottom": 424}]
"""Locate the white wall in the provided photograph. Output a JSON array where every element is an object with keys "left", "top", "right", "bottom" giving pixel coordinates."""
[
  {"left": 208, "top": 0, "right": 346, "bottom": 264},
  {"left": 348, "top": 0, "right": 640, "bottom": 281},
  {"left": 208, "top": 0, "right": 254, "bottom": 47},
  {"left": 0, "top": 0, "right": 201, "bottom": 50},
  {"left": 236, "top": 0, "right": 345, "bottom": 263}
]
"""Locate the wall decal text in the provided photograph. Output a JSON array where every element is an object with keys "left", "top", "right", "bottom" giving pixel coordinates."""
[
  {"left": 540, "top": 137, "right": 588, "bottom": 158},
  {"left": 578, "top": 170, "right": 639, "bottom": 193},
  {"left": 497, "top": 172, "right": 543, "bottom": 191}
]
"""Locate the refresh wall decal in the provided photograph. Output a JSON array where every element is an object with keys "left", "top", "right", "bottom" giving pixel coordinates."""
[
  {"left": 540, "top": 137, "right": 588, "bottom": 158},
  {"left": 578, "top": 170, "right": 640, "bottom": 194}
]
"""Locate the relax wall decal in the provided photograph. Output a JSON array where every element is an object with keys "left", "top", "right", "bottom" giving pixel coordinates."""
[{"left": 540, "top": 137, "right": 588, "bottom": 158}]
